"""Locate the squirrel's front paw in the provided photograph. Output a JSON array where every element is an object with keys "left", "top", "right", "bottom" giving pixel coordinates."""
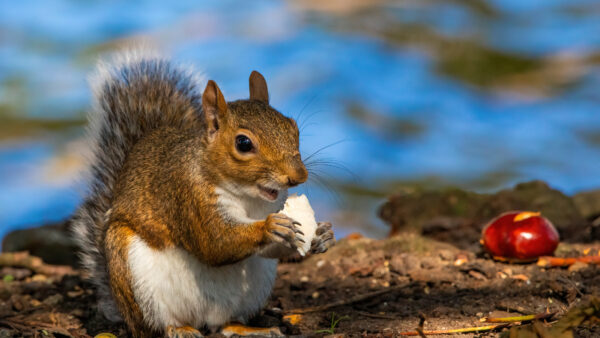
[
  {"left": 264, "top": 213, "right": 305, "bottom": 250},
  {"left": 310, "top": 221, "right": 335, "bottom": 254}
]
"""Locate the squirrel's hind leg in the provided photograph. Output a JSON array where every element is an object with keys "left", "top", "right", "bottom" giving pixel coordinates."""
[{"left": 104, "top": 223, "right": 155, "bottom": 337}]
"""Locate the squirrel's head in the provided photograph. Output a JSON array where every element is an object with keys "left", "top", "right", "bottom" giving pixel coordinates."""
[{"left": 201, "top": 71, "right": 307, "bottom": 203}]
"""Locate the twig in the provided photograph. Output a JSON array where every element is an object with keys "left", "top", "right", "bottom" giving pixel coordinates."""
[
  {"left": 495, "top": 302, "right": 531, "bottom": 315},
  {"left": 285, "top": 284, "right": 410, "bottom": 314},
  {"left": 480, "top": 312, "right": 555, "bottom": 323},
  {"left": 417, "top": 313, "right": 427, "bottom": 338},
  {"left": 0, "top": 252, "right": 74, "bottom": 276},
  {"left": 357, "top": 311, "right": 397, "bottom": 320},
  {"left": 0, "top": 317, "right": 73, "bottom": 337},
  {"left": 537, "top": 255, "right": 600, "bottom": 267},
  {"left": 399, "top": 324, "right": 509, "bottom": 336},
  {"left": 0, "top": 306, "right": 48, "bottom": 320},
  {"left": 557, "top": 276, "right": 584, "bottom": 298}
]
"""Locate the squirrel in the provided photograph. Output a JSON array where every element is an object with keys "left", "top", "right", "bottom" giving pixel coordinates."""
[{"left": 71, "top": 52, "right": 335, "bottom": 337}]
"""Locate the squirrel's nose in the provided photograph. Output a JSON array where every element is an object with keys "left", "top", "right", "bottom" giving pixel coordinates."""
[
  {"left": 285, "top": 164, "right": 308, "bottom": 187},
  {"left": 287, "top": 177, "right": 301, "bottom": 187}
]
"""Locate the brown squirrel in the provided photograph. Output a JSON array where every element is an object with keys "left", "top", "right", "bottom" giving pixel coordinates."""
[{"left": 71, "top": 52, "right": 335, "bottom": 337}]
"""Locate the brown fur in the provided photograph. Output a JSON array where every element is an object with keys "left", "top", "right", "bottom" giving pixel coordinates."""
[{"left": 104, "top": 223, "right": 154, "bottom": 337}]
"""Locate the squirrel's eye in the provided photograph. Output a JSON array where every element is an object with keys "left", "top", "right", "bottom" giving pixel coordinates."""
[{"left": 235, "top": 135, "right": 254, "bottom": 153}]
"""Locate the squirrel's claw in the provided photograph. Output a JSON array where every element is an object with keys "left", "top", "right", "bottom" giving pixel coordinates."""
[
  {"left": 166, "top": 326, "right": 204, "bottom": 338},
  {"left": 265, "top": 213, "right": 305, "bottom": 250},
  {"left": 270, "top": 230, "right": 297, "bottom": 249},
  {"left": 310, "top": 222, "right": 335, "bottom": 254}
]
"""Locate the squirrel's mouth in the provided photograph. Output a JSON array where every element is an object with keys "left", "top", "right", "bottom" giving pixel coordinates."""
[{"left": 258, "top": 185, "right": 279, "bottom": 201}]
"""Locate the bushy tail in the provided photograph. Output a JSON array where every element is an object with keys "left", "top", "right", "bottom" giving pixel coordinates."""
[{"left": 71, "top": 52, "right": 204, "bottom": 321}]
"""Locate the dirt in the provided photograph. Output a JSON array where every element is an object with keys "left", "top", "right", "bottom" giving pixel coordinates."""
[
  {"left": 1, "top": 180, "right": 599, "bottom": 337},
  {"left": 0, "top": 235, "right": 598, "bottom": 337}
]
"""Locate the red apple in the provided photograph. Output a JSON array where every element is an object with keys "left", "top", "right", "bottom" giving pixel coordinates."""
[{"left": 481, "top": 211, "right": 559, "bottom": 260}]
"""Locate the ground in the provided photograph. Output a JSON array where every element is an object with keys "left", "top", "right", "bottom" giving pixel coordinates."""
[
  {"left": 1, "top": 181, "right": 599, "bottom": 337},
  {"left": 0, "top": 234, "right": 598, "bottom": 337}
]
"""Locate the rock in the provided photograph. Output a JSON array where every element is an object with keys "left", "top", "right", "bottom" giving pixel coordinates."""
[
  {"left": 1, "top": 221, "right": 78, "bottom": 266},
  {"left": 379, "top": 187, "right": 482, "bottom": 236},
  {"left": 573, "top": 189, "right": 600, "bottom": 220},
  {"left": 42, "top": 294, "right": 63, "bottom": 306},
  {"left": 438, "top": 249, "right": 455, "bottom": 261},
  {"left": 420, "top": 256, "right": 438, "bottom": 269},
  {"left": 573, "top": 189, "right": 600, "bottom": 241},
  {"left": 388, "top": 255, "right": 407, "bottom": 275},
  {"left": 379, "top": 180, "right": 591, "bottom": 247}
]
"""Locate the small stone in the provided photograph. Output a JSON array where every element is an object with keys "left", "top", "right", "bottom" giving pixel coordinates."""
[
  {"left": 468, "top": 270, "right": 487, "bottom": 280},
  {"left": 11, "top": 299, "right": 24, "bottom": 311},
  {"left": 511, "top": 274, "right": 529, "bottom": 282},
  {"left": 31, "top": 274, "right": 48, "bottom": 282},
  {"left": 568, "top": 261, "right": 588, "bottom": 272},
  {"left": 43, "top": 294, "right": 63, "bottom": 306},
  {"left": 269, "top": 307, "right": 283, "bottom": 314},
  {"left": 312, "top": 292, "right": 320, "bottom": 299},
  {"left": 71, "top": 309, "right": 84, "bottom": 317},
  {"left": 403, "top": 255, "right": 421, "bottom": 271},
  {"left": 67, "top": 290, "right": 84, "bottom": 298},
  {"left": 389, "top": 255, "right": 406, "bottom": 274},
  {"left": 373, "top": 266, "right": 388, "bottom": 278},
  {"left": 29, "top": 299, "right": 42, "bottom": 307},
  {"left": 316, "top": 260, "right": 325, "bottom": 268},
  {"left": 420, "top": 257, "right": 438, "bottom": 269},
  {"left": 300, "top": 276, "right": 309, "bottom": 282},
  {"left": 439, "top": 250, "right": 455, "bottom": 261}
]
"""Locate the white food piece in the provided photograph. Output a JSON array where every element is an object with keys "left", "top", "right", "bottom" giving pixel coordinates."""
[{"left": 280, "top": 193, "right": 317, "bottom": 256}]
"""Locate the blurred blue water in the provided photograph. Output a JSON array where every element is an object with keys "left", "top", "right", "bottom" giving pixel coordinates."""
[{"left": 1, "top": 0, "right": 600, "bottom": 240}]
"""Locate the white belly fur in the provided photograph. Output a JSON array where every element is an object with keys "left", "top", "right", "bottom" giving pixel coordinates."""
[
  {"left": 128, "top": 184, "right": 286, "bottom": 330},
  {"left": 128, "top": 237, "right": 278, "bottom": 330}
]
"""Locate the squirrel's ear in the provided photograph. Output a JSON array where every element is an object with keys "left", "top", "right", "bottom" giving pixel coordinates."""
[
  {"left": 202, "top": 80, "right": 228, "bottom": 141},
  {"left": 249, "top": 70, "right": 269, "bottom": 104}
]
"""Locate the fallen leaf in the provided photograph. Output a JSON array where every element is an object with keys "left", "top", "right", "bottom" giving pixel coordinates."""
[{"left": 283, "top": 314, "right": 303, "bottom": 325}]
